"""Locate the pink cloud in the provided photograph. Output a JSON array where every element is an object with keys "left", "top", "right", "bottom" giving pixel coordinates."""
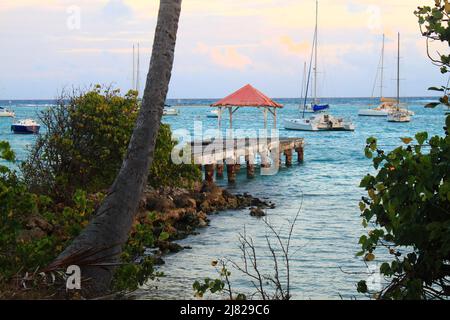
[{"left": 194, "top": 43, "right": 252, "bottom": 70}]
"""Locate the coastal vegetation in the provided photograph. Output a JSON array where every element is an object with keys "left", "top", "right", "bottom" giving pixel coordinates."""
[
  {"left": 0, "top": 84, "right": 204, "bottom": 297},
  {"left": 357, "top": 1, "right": 450, "bottom": 300}
]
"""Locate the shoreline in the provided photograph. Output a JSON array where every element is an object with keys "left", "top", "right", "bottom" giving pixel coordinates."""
[{"left": 135, "top": 182, "right": 275, "bottom": 265}]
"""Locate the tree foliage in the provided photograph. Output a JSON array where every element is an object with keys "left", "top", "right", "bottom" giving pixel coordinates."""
[
  {"left": 21, "top": 86, "right": 139, "bottom": 201},
  {"left": 358, "top": 119, "right": 450, "bottom": 299},
  {"left": 356, "top": 2, "right": 450, "bottom": 300},
  {"left": 415, "top": 1, "right": 450, "bottom": 109}
]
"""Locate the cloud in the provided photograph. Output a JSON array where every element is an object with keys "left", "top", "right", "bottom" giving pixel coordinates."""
[
  {"left": 194, "top": 43, "right": 252, "bottom": 70},
  {"left": 279, "top": 36, "right": 310, "bottom": 55}
]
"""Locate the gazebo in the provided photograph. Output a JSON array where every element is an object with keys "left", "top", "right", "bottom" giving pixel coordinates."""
[{"left": 211, "top": 84, "right": 283, "bottom": 129}]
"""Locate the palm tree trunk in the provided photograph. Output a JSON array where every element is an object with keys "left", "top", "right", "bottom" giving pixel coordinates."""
[{"left": 49, "top": 0, "right": 183, "bottom": 297}]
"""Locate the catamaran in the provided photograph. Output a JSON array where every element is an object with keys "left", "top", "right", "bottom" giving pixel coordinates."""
[
  {"left": 284, "top": 0, "right": 354, "bottom": 132},
  {"left": 359, "top": 34, "right": 413, "bottom": 117},
  {"left": 388, "top": 33, "right": 411, "bottom": 123}
]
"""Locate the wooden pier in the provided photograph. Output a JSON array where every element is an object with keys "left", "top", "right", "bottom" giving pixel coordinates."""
[{"left": 191, "top": 137, "right": 305, "bottom": 183}]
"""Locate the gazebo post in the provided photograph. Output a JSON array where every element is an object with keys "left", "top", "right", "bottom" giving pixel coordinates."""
[
  {"left": 229, "top": 107, "right": 233, "bottom": 129},
  {"left": 218, "top": 107, "right": 222, "bottom": 130},
  {"left": 263, "top": 108, "right": 268, "bottom": 129},
  {"left": 273, "top": 108, "right": 277, "bottom": 128}
]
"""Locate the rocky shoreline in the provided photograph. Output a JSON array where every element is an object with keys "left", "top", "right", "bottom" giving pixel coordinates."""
[{"left": 136, "top": 182, "right": 276, "bottom": 262}]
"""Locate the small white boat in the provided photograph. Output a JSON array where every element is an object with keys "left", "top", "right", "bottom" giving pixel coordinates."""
[
  {"left": 163, "top": 107, "right": 179, "bottom": 116},
  {"left": 0, "top": 107, "right": 15, "bottom": 117},
  {"left": 207, "top": 109, "right": 219, "bottom": 118},
  {"left": 11, "top": 119, "right": 40, "bottom": 134},
  {"left": 285, "top": 113, "right": 355, "bottom": 131}
]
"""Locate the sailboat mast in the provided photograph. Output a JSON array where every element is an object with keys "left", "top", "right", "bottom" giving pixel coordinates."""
[
  {"left": 397, "top": 33, "right": 400, "bottom": 108},
  {"left": 313, "top": 0, "right": 318, "bottom": 104},
  {"left": 380, "top": 34, "right": 385, "bottom": 99},
  {"left": 137, "top": 43, "right": 140, "bottom": 95},
  {"left": 132, "top": 44, "right": 135, "bottom": 91},
  {"left": 300, "top": 61, "right": 307, "bottom": 106}
]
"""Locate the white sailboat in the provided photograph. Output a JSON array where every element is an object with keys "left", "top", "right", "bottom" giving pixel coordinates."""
[
  {"left": 284, "top": 0, "right": 354, "bottom": 132},
  {"left": 388, "top": 33, "right": 411, "bottom": 123},
  {"left": 360, "top": 34, "right": 413, "bottom": 117}
]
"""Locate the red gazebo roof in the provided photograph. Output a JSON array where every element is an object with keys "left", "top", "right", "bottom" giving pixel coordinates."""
[{"left": 211, "top": 84, "right": 283, "bottom": 108}]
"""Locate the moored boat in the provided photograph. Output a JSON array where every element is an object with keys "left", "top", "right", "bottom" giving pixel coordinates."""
[
  {"left": 207, "top": 109, "right": 219, "bottom": 118},
  {"left": 284, "top": 113, "right": 355, "bottom": 131},
  {"left": 386, "top": 33, "right": 411, "bottom": 123},
  {"left": 284, "top": 1, "right": 353, "bottom": 132},
  {"left": 0, "top": 107, "right": 15, "bottom": 117},
  {"left": 11, "top": 119, "right": 40, "bottom": 134},
  {"left": 163, "top": 106, "right": 180, "bottom": 116}
]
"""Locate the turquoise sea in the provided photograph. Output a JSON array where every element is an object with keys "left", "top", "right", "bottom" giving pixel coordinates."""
[{"left": 0, "top": 97, "right": 448, "bottom": 299}]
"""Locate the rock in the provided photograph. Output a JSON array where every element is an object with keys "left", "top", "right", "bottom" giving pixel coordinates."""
[
  {"left": 198, "top": 218, "right": 208, "bottom": 227},
  {"left": 250, "top": 207, "right": 266, "bottom": 217},
  {"left": 146, "top": 196, "right": 175, "bottom": 212},
  {"left": 155, "top": 240, "right": 184, "bottom": 253},
  {"left": 173, "top": 195, "right": 197, "bottom": 209},
  {"left": 226, "top": 196, "right": 238, "bottom": 209},
  {"left": 200, "top": 200, "right": 212, "bottom": 213}
]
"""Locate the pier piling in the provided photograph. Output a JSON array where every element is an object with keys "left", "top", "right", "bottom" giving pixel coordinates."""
[
  {"left": 227, "top": 164, "right": 237, "bottom": 184},
  {"left": 216, "top": 164, "right": 224, "bottom": 179}
]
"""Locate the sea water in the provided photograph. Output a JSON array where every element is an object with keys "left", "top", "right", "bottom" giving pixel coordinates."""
[{"left": 0, "top": 97, "right": 447, "bottom": 299}]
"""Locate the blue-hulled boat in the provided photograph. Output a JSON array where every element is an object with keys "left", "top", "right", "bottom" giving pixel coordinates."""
[
  {"left": 313, "top": 104, "right": 329, "bottom": 112},
  {"left": 11, "top": 119, "right": 40, "bottom": 134}
]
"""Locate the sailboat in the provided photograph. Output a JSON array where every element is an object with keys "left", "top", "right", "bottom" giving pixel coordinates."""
[
  {"left": 388, "top": 33, "right": 411, "bottom": 123},
  {"left": 284, "top": 1, "right": 354, "bottom": 132},
  {"left": 359, "top": 34, "right": 413, "bottom": 117},
  {"left": 299, "top": 62, "right": 317, "bottom": 114}
]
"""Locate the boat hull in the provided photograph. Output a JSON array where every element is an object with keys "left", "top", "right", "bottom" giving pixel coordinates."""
[
  {"left": 358, "top": 109, "right": 389, "bottom": 117},
  {"left": 11, "top": 124, "right": 40, "bottom": 134},
  {"left": 284, "top": 119, "right": 319, "bottom": 131}
]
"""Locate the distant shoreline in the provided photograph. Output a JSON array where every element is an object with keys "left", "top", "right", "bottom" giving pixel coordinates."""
[{"left": 0, "top": 96, "right": 441, "bottom": 104}]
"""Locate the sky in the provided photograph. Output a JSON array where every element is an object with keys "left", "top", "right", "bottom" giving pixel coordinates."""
[{"left": 0, "top": 0, "right": 448, "bottom": 99}]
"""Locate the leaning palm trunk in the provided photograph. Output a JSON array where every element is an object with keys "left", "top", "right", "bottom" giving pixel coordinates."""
[{"left": 49, "top": 0, "right": 183, "bottom": 297}]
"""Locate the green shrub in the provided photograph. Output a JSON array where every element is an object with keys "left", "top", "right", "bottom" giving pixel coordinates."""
[
  {"left": 149, "top": 123, "right": 202, "bottom": 189},
  {"left": 357, "top": 116, "right": 450, "bottom": 299},
  {"left": 22, "top": 86, "right": 200, "bottom": 202},
  {"left": 21, "top": 86, "right": 139, "bottom": 201},
  {"left": 0, "top": 142, "right": 95, "bottom": 283}
]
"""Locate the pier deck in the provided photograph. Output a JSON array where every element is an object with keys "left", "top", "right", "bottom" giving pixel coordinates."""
[{"left": 190, "top": 137, "right": 305, "bottom": 183}]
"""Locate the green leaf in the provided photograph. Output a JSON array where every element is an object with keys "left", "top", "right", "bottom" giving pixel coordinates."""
[
  {"left": 415, "top": 132, "right": 428, "bottom": 145},
  {"left": 400, "top": 137, "right": 413, "bottom": 144},
  {"left": 158, "top": 231, "right": 170, "bottom": 241},
  {"left": 427, "top": 86, "right": 444, "bottom": 92},
  {"left": 424, "top": 102, "right": 440, "bottom": 108}
]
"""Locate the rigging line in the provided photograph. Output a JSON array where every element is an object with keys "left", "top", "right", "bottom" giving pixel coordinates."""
[
  {"left": 371, "top": 50, "right": 383, "bottom": 100},
  {"left": 302, "top": 26, "right": 317, "bottom": 119}
]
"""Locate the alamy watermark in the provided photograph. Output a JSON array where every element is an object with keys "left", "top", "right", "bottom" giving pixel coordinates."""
[
  {"left": 66, "top": 5, "right": 81, "bottom": 31},
  {"left": 171, "top": 122, "right": 283, "bottom": 176},
  {"left": 65, "top": 265, "right": 81, "bottom": 290}
]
